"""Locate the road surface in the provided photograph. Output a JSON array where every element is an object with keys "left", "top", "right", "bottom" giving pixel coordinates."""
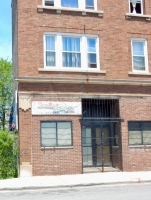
[{"left": 0, "top": 183, "right": 151, "bottom": 200}]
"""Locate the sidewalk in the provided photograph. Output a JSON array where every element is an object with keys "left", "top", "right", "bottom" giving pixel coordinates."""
[{"left": 0, "top": 171, "right": 151, "bottom": 191}]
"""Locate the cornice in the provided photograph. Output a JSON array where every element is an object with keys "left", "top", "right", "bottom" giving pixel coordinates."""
[{"left": 15, "top": 77, "right": 151, "bottom": 86}]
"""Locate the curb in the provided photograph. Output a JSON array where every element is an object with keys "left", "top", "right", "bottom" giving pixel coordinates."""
[{"left": 0, "top": 180, "right": 151, "bottom": 191}]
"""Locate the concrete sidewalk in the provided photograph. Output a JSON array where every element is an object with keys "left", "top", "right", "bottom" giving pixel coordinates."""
[{"left": 0, "top": 171, "right": 151, "bottom": 191}]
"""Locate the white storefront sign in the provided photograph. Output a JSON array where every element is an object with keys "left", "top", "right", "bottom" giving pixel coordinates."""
[{"left": 32, "top": 101, "right": 82, "bottom": 115}]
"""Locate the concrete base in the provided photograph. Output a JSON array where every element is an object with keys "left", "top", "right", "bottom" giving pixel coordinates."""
[
  {"left": 83, "top": 167, "right": 120, "bottom": 173},
  {"left": 20, "top": 162, "right": 32, "bottom": 177}
]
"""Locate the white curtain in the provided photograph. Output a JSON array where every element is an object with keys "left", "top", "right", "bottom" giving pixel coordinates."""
[
  {"left": 62, "top": 37, "right": 81, "bottom": 67},
  {"left": 46, "top": 36, "right": 55, "bottom": 66}
]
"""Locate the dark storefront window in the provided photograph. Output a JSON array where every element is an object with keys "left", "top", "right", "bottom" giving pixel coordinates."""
[
  {"left": 128, "top": 121, "right": 151, "bottom": 145},
  {"left": 41, "top": 121, "right": 72, "bottom": 147}
]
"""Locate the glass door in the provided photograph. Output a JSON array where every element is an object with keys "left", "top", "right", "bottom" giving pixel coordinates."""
[
  {"left": 95, "top": 127, "right": 111, "bottom": 166},
  {"left": 82, "top": 128, "right": 93, "bottom": 166}
]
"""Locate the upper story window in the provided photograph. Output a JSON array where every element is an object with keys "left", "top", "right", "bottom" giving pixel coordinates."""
[
  {"left": 44, "top": 33, "right": 100, "bottom": 71},
  {"left": 62, "top": 37, "right": 81, "bottom": 67},
  {"left": 43, "top": 0, "right": 97, "bottom": 10},
  {"left": 129, "top": 0, "right": 143, "bottom": 14},
  {"left": 61, "top": 0, "right": 78, "bottom": 8},
  {"left": 131, "top": 38, "right": 148, "bottom": 72},
  {"left": 45, "top": 0, "right": 54, "bottom": 6}
]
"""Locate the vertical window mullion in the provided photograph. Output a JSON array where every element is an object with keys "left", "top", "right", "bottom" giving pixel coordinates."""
[
  {"left": 56, "top": 34, "right": 62, "bottom": 69},
  {"left": 79, "top": 0, "right": 84, "bottom": 9},
  {"left": 81, "top": 36, "right": 86, "bottom": 70},
  {"left": 141, "top": 0, "right": 143, "bottom": 14}
]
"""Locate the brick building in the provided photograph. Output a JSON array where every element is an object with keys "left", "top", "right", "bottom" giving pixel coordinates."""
[{"left": 12, "top": 0, "right": 151, "bottom": 177}]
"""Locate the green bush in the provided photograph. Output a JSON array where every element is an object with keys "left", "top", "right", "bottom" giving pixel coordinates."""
[{"left": 0, "top": 130, "right": 18, "bottom": 179}]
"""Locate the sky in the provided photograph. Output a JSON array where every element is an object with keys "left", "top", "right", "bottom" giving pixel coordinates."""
[{"left": 0, "top": 0, "right": 12, "bottom": 60}]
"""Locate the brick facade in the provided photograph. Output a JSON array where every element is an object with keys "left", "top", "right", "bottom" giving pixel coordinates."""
[
  {"left": 12, "top": 0, "right": 151, "bottom": 176},
  {"left": 120, "top": 98, "right": 151, "bottom": 171}
]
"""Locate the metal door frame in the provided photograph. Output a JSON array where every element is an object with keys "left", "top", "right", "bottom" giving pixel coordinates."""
[{"left": 82, "top": 119, "right": 121, "bottom": 172}]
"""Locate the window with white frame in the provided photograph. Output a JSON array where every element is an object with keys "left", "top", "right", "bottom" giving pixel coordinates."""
[
  {"left": 131, "top": 39, "right": 148, "bottom": 72},
  {"left": 129, "top": 0, "right": 143, "bottom": 14},
  {"left": 44, "top": 33, "right": 99, "bottom": 70},
  {"left": 43, "top": 0, "right": 97, "bottom": 10},
  {"left": 41, "top": 121, "right": 72, "bottom": 147}
]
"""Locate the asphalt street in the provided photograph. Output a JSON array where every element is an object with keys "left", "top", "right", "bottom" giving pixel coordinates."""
[{"left": 0, "top": 183, "right": 151, "bottom": 200}]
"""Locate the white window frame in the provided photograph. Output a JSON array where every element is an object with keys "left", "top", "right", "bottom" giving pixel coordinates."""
[
  {"left": 44, "top": 32, "right": 100, "bottom": 71},
  {"left": 131, "top": 38, "right": 148, "bottom": 73},
  {"left": 43, "top": 0, "right": 97, "bottom": 10},
  {"left": 129, "top": 0, "right": 143, "bottom": 15}
]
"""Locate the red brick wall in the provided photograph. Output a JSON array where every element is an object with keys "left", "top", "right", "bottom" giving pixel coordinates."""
[
  {"left": 19, "top": 95, "right": 151, "bottom": 174},
  {"left": 16, "top": 0, "right": 151, "bottom": 80},
  {"left": 120, "top": 98, "right": 151, "bottom": 171},
  {"left": 18, "top": 83, "right": 151, "bottom": 96},
  {"left": 19, "top": 108, "right": 32, "bottom": 164},
  {"left": 19, "top": 97, "right": 82, "bottom": 176}
]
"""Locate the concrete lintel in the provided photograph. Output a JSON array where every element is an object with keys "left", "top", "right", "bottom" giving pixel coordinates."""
[{"left": 18, "top": 92, "right": 151, "bottom": 99}]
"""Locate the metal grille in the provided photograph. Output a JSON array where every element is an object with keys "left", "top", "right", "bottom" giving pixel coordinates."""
[
  {"left": 82, "top": 99, "right": 120, "bottom": 119},
  {"left": 82, "top": 99, "right": 122, "bottom": 172},
  {"left": 82, "top": 121, "right": 122, "bottom": 173}
]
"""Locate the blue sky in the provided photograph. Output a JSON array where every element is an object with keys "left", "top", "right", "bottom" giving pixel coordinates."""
[{"left": 0, "top": 0, "right": 12, "bottom": 60}]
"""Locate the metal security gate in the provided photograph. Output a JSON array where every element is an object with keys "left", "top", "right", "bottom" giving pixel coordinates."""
[{"left": 82, "top": 99, "right": 122, "bottom": 172}]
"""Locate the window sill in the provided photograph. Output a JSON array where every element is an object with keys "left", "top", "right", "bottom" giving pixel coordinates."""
[
  {"left": 128, "top": 72, "right": 151, "bottom": 76},
  {"left": 129, "top": 145, "right": 151, "bottom": 148},
  {"left": 37, "top": 5, "right": 104, "bottom": 17},
  {"left": 38, "top": 68, "right": 106, "bottom": 74},
  {"left": 125, "top": 13, "right": 151, "bottom": 21},
  {"left": 41, "top": 146, "right": 74, "bottom": 149}
]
